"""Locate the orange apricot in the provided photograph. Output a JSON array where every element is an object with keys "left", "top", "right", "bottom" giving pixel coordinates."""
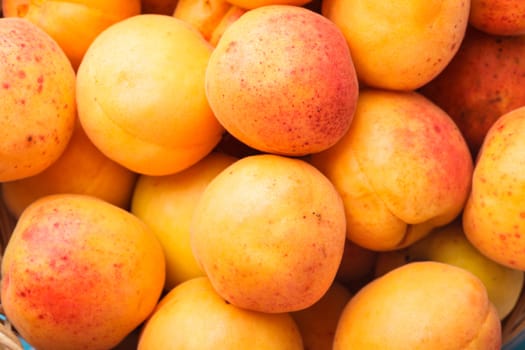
[
  {"left": 76, "top": 14, "right": 224, "bottom": 176},
  {"left": 191, "top": 154, "right": 347, "bottom": 313}
]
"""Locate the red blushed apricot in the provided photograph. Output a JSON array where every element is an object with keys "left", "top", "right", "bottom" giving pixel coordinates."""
[
  {"left": 1, "top": 194, "right": 165, "bottom": 350},
  {"left": 205, "top": 5, "right": 358, "bottom": 156},
  {"left": 0, "top": 18, "right": 76, "bottom": 182},
  {"left": 470, "top": 0, "right": 525, "bottom": 36},
  {"left": 311, "top": 89, "right": 473, "bottom": 251},
  {"left": 419, "top": 26, "right": 525, "bottom": 157}
]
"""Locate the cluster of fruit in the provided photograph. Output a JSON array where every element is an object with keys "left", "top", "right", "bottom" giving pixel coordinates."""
[{"left": 1, "top": 0, "right": 525, "bottom": 349}]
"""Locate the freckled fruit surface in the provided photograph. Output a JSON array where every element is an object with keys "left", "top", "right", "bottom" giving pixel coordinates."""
[
  {"left": 0, "top": 18, "right": 76, "bottom": 182},
  {"left": 469, "top": 0, "right": 525, "bottom": 36},
  {"left": 311, "top": 89, "right": 473, "bottom": 251},
  {"left": 190, "top": 154, "right": 347, "bottom": 313},
  {"left": 205, "top": 5, "right": 358, "bottom": 156},
  {"left": 0, "top": 194, "right": 166, "bottom": 350},
  {"left": 463, "top": 106, "right": 525, "bottom": 271},
  {"left": 2, "top": 121, "right": 138, "bottom": 218},
  {"left": 420, "top": 26, "right": 525, "bottom": 157}
]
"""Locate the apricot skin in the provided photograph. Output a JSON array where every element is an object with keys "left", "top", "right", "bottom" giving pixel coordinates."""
[
  {"left": 463, "top": 106, "right": 525, "bottom": 270},
  {"left": 0, "top": 18, "right": 76, "bottom": 182},
  {"left": 191, "top": 154, "right": 347, "bottom": 313},
  {"left": 0, "top": 194, "right": 166, "bottom": 350},
  {"left": 205, "top": 5, "right": 358, "bottom": 156},
  {"left": 334, "top": 261, "right": 502, "bottom": 349}
]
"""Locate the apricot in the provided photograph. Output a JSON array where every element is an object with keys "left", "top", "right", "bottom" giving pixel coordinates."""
[
  {"left": 322, "top": 0, "right": 470, "bottom": 90},
  {"left": 205, "top": 5, "right": 358, "bottom": 156},
  {"left": 3, "top": 0, "right": 141, "bottom": 71},
  {"left": 0, "top": 18, "right": 76, "bottom": 182},
  {"left": 131, "top": 152, "right": 237, "bottom": 290},
  {"left": 420, "top": 26, "right": 525, "bottom": 157},
  {"left": 463, "top": 106, "right": 525, "bottom": 271},
  {"left": 469, "top": 0, "right": 525, "bottom": 36},
  {"left": 2, "top": 121, "right": 138, "bottom": 218},
  {"left": 334, "top": 261, "right": 502, "bottom": 349},
  {"left": 310, "top": 89, "right": 473, "bottom": 251},
  {"left": 0, "top": 194, "right": 165, "bottom": 350},
  {"left": 191, "top": 154, "right": 347, "bottom": 313},
  {"left": 76, "top": 14, "right": 224, "bottom": 176},
  {"left": 138, "top": 277, "right": 304, "bottom": 349}
]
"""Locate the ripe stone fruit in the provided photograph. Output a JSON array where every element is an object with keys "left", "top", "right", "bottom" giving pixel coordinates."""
[
  {"left": 0, "top": 18, "right": 76, "bottom": 182},
  {"left": 420, "top": 26, "right": 525, "bottom": 157},
  {"left": 76, "top": 14, "right": 224, "bottom": 176},
  {"left": 131, "top": 151, "right": 237, "bottom": 291},
  {"left": 463, "top": 106, "right": 525, "bottom": 271},
  {"left": 2, "top": 0, "right": 141, "bottom": 71},
  {"left": 138, "top": 277, "right": 303, "bottom": 349},
  {"left": 469, "top": 0, "right": 525, "bottom": 36},
  {"left": 191, "top": 154, "right": 347, "bottom": 313},
  {"left": 322, "top": 0, "right": 470, "bottom": 91},
  {"left": 205, "top": 5, "right": 358, "bottom": 156},
  {"left": 310, "top": 89, "right": 473, "bottom": 251},
  {"left": 334, "top": 261, "right": 502, "bottom": 349},
  {"left": 0, "top": 194, "right": 166, "bottom": 350},
  {"left": 2, "top": 121, "right": 138, "bottom": 218}
]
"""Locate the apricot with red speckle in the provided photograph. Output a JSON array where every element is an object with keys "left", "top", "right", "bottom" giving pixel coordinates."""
[
  {"left": 1, "top": 194, "right": 165, "bottom": 350},
  {"left": 205, "top": 5, "right": 358, "bottom": 156},
  {"left": 0, "top": 18, "right": 76, "bottom": 182},
  {"left": 469, "top": 0, "right": 525, "bottom": 36},
  {"left": 463, "top": 106, "right": 525, "bottom": 270},
  {"left": 311, "top": 89, "right": 473, "bottom": 251}
]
